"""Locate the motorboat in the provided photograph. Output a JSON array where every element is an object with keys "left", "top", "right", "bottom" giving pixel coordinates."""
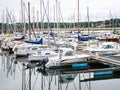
[
  {"left": 44, "top": 47, "right": 90, "bottom": 69},
  {"left": 28, "top": 49, "right": 58, "bottom": 62},
  {"left": 84, "top": 42, "right": 120, "bottom": 55},
  {"left": 13, "top": 42, "right": 48, "bottom": 58}
]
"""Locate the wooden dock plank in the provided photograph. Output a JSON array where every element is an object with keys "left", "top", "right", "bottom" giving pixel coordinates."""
[{"left": 89, "top": 55, "right": 120, "bottom": 66}]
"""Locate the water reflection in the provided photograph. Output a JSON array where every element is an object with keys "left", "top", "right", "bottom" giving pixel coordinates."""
[{"left": 0, "top": 51, "right": 120, "bottom": 90}]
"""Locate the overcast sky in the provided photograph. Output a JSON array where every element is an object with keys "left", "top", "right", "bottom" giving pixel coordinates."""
[{"left": 0, "top": 0, "right": 120, "bottom": 22}]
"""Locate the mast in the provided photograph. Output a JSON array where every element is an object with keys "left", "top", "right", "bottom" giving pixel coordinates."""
[
  {"left": 6, "top": 7, "right": 10, "bottom": 34},
  {"left": 32, "top": 6, "right": 35, "bottom": 30},
  {"left": 2, "top": 10, "right": 5, "bottom": 34},
  {"left": 47, "top": 0, "right": 50, "bottom": 47},
  {"left": 23, "top": 3, "right": 26, "bottom": 35},
  {"left": 56, "top": 0, "right": 60, "bottom": 45},
  {"left": 53, "top": 5, "right": 55, "bottom": 31},
  {"left": 40, "top": 0, "right": 43, "bottom": 31},
  {"left": 87, "top": 6, "right": 90, "bottom": 46},
  {"left": 37, "top": 10, "right": 39, "bottom": 29},
  {"left": 53, "top": 4, "right": 56, "bottom": 44},
  {"left": 78, "top": 0, "right": 80, "bottom": 33},
  {"left": 21, "top": 0, "right": 23, "bottom": 33},
  {"left": 28, "top": 2, "right": 31, "bottom": 40},
  {"left": 41, "top": 0, "right": 51, "bottom": 46},
  {"left": 87, "top": 6, "right": 90, "bottom": 36},
  {"left": 12, "top": 10, "right": 16, "bottom": 36},
  {"left": 36, "top": 10, "right": 39, "bottom": 29},
  {"left": 58, "top": 1, "right": 60, "bottom": 43}
]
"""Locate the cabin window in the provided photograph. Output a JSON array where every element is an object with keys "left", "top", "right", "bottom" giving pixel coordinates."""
[
  {"left": 45, "top": 53, "right": 50, "bottom": 55},
  {"left": 104, "top": 45, "right": 113, "bottom": 49},
  {"left": 65, "top": 51, "right": 75, "bottom": 56},
  {"left": 31, "top": 48, "right": 38, "bottom": 50},
  {"left": 37, "top": 51, "right": 41, "bottom": 54}
]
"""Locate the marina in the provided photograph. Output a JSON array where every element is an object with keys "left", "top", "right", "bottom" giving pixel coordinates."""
[
  {"left": 1, "top": 29, "right": 120, "bottom": 90},
  {"left": 1, "top": 0, "right": 120, "bottom": 90},
  {"left": 1, "top": 22, "right": 120, "bottom": 90}
]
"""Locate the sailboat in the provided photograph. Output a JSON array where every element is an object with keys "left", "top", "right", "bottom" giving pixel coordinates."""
[
  {"left": 13, "top": 37, "right": 46, "bottom": 58},
  {"left": 25, "top": 38, "right": 43, "bottom": 44},
  {"left": 78, "top": 34, "right": 96, "bottom": 41},
  {"left": 13, "top": 35, "right": 25, "bottom": 41}
]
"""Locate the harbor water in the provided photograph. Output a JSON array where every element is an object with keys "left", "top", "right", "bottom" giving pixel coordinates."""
[{"left": 0, "top": 52, "right": 120, "bottom": 90}]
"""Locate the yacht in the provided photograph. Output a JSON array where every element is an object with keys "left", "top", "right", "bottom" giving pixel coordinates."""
[
  {"left": 84, "top": 42, "right": 120, "bottom": 55},
  {"left": 44, "top": 47, "right": 90, "bottom": 69}
]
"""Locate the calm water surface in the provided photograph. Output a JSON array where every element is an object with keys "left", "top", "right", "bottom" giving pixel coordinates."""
[{"left": 0, "top": 53, "right": 120, "bottom": 90}]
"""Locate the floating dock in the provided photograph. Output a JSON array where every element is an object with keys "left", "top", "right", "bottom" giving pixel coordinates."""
[{"left": 89, "top": 54, "right": 120, "bottom": 66}]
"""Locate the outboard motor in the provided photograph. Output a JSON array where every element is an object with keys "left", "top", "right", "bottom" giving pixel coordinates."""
[{"left": 41, "top": 57, "right": 49, "bottom": 69}]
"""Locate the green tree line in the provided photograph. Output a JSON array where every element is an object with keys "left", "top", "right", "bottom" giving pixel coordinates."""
[{"left": 0, "top": 18, "right": 120, "bottom": 33}]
